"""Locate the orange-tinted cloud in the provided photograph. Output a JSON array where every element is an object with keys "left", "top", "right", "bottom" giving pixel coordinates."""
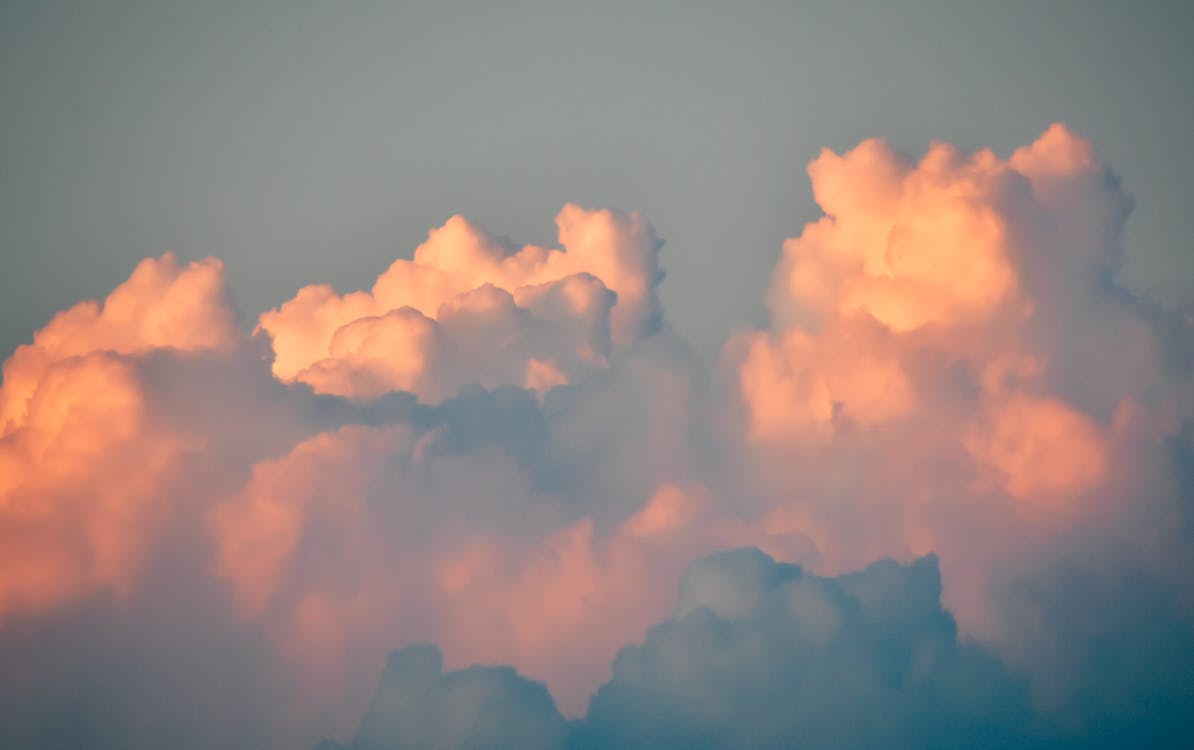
[
  {"left": 0, "top": 254, "right": 237, "bottom": 618},
  {"left": 770, "top": 138, "right": 1023, "bottom": 335},
  {"left": 966, "top": 392, "right": 1109, "bottom": 509},
  {"left": 211, "top": 407, "right": 722, "bottom": 717},
  {"left": 1, "top": 131, "right": 1191, "bottom": 749},
  {"left": 722, "top": 124, "right": 1194, "bottom": 659},
  {"left": 1, "top": 254, "right": 237, "bottom": 433},
  {"left": 258, "top": 205, "right": 663, "bottom": 402}
]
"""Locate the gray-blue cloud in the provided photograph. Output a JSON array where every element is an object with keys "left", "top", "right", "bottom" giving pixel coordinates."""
[
  {"left": 582, "top": 550, "right": 1037, "bottom": 750},
  {"left": 327, "top": 644, "right": 569, "bottom": 750},
  {"left": 329, "top": 550, "right": 1039, "bottom": 750},
  {"left": 328, "top": 544, "right": 1194, "bottom": 750}
]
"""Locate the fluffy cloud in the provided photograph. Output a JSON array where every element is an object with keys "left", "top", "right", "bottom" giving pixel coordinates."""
[
  {"left": 0, "top": 254, "right": 237, "bottom": 618},
  {"left": 736, "top": 124, "right": 1161, "bottom": 443},
  {"left": 328, "top": 551, "right": 1038, "bottom": 750},
  {"left": 325, "top": 643, "right": 570, "bottom": 750},
  {"left": 582, "top": 551, "right": 1035, "bottom": 750},
  {"left": 0, "top": 253, "right": 237, "bottom": 434},
  {"left": 0, "top": 221, "right": 686, "bottom": 741},
  {"left": 208, "top": 388, "right": 717, "bottom": 720},
  {"left": 1, "top": 127, "right": 1192, "bottom": 749},
  {"left": 258, "top": 205, "right": 664, "bottom": 402},
  {"left": 330, "top": 549, "right": 1194, "bottom": 749},
  {"left": 721, "top": 125, "right": 1193, "bottom": 664}
]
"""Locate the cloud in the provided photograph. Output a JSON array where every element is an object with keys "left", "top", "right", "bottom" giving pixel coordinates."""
[
  {"left": 207, "top": 392, "right": 718, "bottom": 720},
  {"left": 258, "top": 205, "right": 664, "bottom": 402},
  {"left": 325, "top": 643, "right": 570, "bottom": 750},
  {"left": 582, "top": 550, "right": 1037, "bottom": 750},
  {"left": 720, "top": 124, "right": 1193, "bottom": 663},
  {"left": 1, "top": 126, "right": 1192, "bottom": 749},
  {"left": 0, "top": 546, "right": 305, "bottom": 750},
  {"left": 0, "top": 254, "right": 238, "bottom": 618},
  {"left": 0, "top": 253, "right": 237, "bottom": 434},
  {"left": 328, "top": 550, "right": 1037, "bottom": 750},
  {"left": 330, "top": 548, "right": 1194, "bottom": 749}
]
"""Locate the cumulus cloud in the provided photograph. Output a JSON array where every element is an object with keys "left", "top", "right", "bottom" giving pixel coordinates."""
[
  {"left": 0, "top": 217, "right": 683, "bottom": 739},
  {"left": 258, "top": 205, "right": 664, "bottom": 401},
  {"left": 329, "top": 549, "right": 1194, "bottom": 749},
  {"left": 0, "top": 254, "right": 238, "bottom": 618},
  {"left": 1, "top": 126, "right": 1192, "bottom": 749},
  {"left": 324, "top": 643, "right": 570, "bottom": 750},
  {"left": 208, "top": 399, "right": 718, "bottom": 720},
  {"left": 328, "top": 551, "right": 1037, "bottom": 750},
  {"left": 0, "top": 253, "right": 237, "bottom": 434},
  {"left": 721, "top": 125, "right": 1193, "bottom": 663},
  {"left": 582, "top": 550, "right": 1035, "bottom": 750}
]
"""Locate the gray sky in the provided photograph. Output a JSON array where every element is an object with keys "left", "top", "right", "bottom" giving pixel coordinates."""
[{"left": 2, "top": 0, "right": 1191, "bottom": 358}]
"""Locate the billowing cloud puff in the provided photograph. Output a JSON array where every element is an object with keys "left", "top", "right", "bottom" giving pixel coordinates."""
[
  {"left": 328, "top": 551, "right": 1038, "bottom": 750},
  {"left": 0, "top": 254, "right": 237, "bottom": 618},
  {"left": 209, "top": 407, "right": 720, "bottom": 719},
  {"left": 740, "top": 124, "right": 1159, "bottom": 441},
  {"left": 331, "top": 549, "right": 1194, "bottom": 749},
  {"left": 723, "top": 125, "right": 1191, "bottom": 659},
  {"left": 0, "top": 253, "right": 237, "bottom": 433},
  {"left": 258, "top": 205, "right": 664, "bottom": 401},
  {"left": 325, "top": 643, "right": 570, "bottom": 750},
  {"left": 0, "top": 212, "right": 684, "bottom": 740},
  {"left": 746, "top": 124, "right": 1175, "bottom": 440},
  {"left": 1, "top": 133, "right": 1192, "bottom": 750},
  {"left": 582, "top": 550, "right": 1035, "bottom": 750}
]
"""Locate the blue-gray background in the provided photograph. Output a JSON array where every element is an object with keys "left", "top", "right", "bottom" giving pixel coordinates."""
[{"left": 2, "top": 0, "right": 1191, "bottom": 358}]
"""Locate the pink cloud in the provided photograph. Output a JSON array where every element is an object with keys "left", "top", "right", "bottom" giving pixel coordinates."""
[
  {"left": 722, "top": 124, "right": 1190, "bottom": 685},
  {"left": 0, "top": 254, "right": 236, "bottom": 618},
  {"left": 258, "top": 205, "right": 663, "bottom": 402},
  {"left": 0, "top": 130, "right": 1191, "bottom": 747}
]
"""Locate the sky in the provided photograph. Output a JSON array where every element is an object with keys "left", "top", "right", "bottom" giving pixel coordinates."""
[
  {"left": 2, "top": 0, "right": 1193, "bottom": 360},
  {"left": 2, "top": 2, "right": 1194, "bottom": 749}
]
